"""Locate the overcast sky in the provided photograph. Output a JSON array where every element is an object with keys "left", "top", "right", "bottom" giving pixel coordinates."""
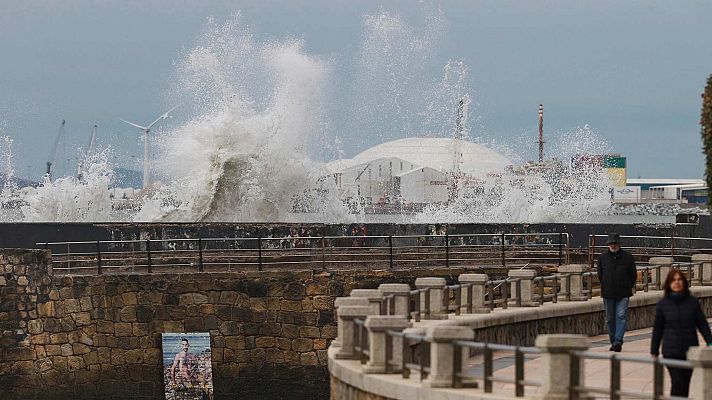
[{"left": 1, "top": 0, "right": 711, "bottom": 180}]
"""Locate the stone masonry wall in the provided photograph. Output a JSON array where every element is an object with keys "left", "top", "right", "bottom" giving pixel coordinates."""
[{"left": 0, "top": 248, "right": 476, "bottom": 400}]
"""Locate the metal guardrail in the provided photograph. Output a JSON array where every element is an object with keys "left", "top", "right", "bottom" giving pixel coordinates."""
[
  {"left": 589, "top": 234, "right": 712, "bottom": 267},
  {"left": 38, "top": 232, "right": 570, "bottom": 274}
]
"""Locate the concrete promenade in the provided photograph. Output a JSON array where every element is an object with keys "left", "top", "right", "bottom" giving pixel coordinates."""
[{"left": 486, "top": 323, "right": 712, "bottom": 397}]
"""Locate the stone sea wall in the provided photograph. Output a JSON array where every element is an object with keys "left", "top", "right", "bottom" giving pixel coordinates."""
[{"left": 0, "top": 248, "right": 478, "bottom": 400}]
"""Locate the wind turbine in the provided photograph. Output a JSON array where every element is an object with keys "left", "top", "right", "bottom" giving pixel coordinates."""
[{"left": 120, "top": 105, "right": 179, "bottom": 189}]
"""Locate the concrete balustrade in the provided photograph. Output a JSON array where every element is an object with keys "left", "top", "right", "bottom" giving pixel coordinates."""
[
  {"left": 692, "top": 254, "right": 712, "bottom": 284},
  {"left": 350, "top": 289, "right": 384, "bottom": 315},
  {"left": 378, "top": 283, "right": 411, "bottom": 317},
  {"left": 649, "top": 256, "right": 674, "bottom": 285},
  {"left": 335, "top": 305, "right": 373, "bottom": 359},
  {"left": 557, "top": 264, "right": 589, "bottom": 301},
  {"left": 401, "top": 327, "right": 426, "bottom": 380},
  {"left": 458, "top": 273, "right": 490, "bottom": 313},
  {"left": 333, "top": 297, "right": 370, "bottom": 348},
  {"left": 363, "top": 316, "right": 410, "bottom": 373},
  {"left": 415, "top": 277, "right": 448, "bottom": 319},
  {"left": 508, "top": 269, "right": 538, "bottom": 306},
  {"left": 423, "top": 325, "right": 473, "bottom": 388},
  {"left": 688, "top": 346, "right": 712, "bottom": 400},
  {"left": 531, "top": 334, "right": 589, "bottom": 400}
]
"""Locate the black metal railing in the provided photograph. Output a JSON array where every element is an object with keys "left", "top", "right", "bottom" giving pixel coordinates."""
[
  {"left": 39, "top": 232, "right": 570, "bottom": 275},
  {"left": 589, "top": 234, "right": 712, "bottom": 267}
]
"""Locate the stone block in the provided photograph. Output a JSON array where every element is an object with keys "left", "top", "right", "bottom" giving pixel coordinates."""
[
  {"left": 6, "top": 347, "right": 36, "bottom": 361},
  {"left": 74, "top": 312, "right": 92, "bottom": 326},
  {"left": 255, "top": 336, "right": 275, "bottom": 348},
  {"left": 225, "top": 336, "right": 246, "bottom": 350},
  {"left": 83, "top": 351, "right": 98, "bottom": 366},
  {"left": 121, "top": 292, "right": 138, "bottom": 305},
  {"left": 125, "top": 349, "right": 143, "bottom": 364},
  {"left": 276, "top": 337, "right": 291, "bottom": 350},
  {"left": 37, "top": 301, "right": 56, "bottom": 317},
  {"left": 321, "top": 326, "right": 337, "bottom": 339},
  {"left": 110, "top": 349, "right": 126, "bottom": 365},
  {"left": 68, "top": 355, "right": 85, "bottom": 371},
  {"left": 193, "top": 293, "right": 208, "bottom": 304},
  {"left": 46, "top": 344, "right": 62, "bottom": 356},
  {"left": 164, "top": 321, "right": 185, "bottom": 333},
  {"left": 135, "top": 305, "right": 155, "bottom": 322},
  {"left": 11, "top": 360, "right": 35, "bottom": 375},
  {"left": 313, "top": 339, "right": 328, "bottom": 350},
  {"left": 27, "top": 319, "right": 43, "bottom": 334},
  {"left": 250, "top": 298, "right": 268, "bottom": 311},
  {"left": 280, "top": 300, "right": 302, "bottom": 312},
  {"left": 300, "top": 326, "right": 321, "bottom": 338},
  {"left": 17, "top": 276, "right": 29, "bottom": 286},
  {"left": 313, "top": 296, "right": 333, "bottom": 310},
  {"left": 80, "top": 297, "right": 93, "bottom": 311},
  {"left": 132, "top": 323, "right": 150, "bottom": 336},
  {"left": 250, "top": 348, "right": 266, "bottom": 362},
  {"left": 317, "top": 349, "right": 329, "bottom": 365},
  {"left": 63, "top": 299, "right": 81, "bottom": 314},
  {"left": 259, "top": 322, "right": 282, "bottom": 336},
  {"left": 97, "top": 320, "right": 113, "bottom": 334},
  {"left": 284, "top": 282, "right": 306, "bottom": 300},
  {"left": 61, "top": 343, "right": 73, "bottom": 356},
  {"left": 185, "top": 317, "right": 204, "bottom": 331},
  {"left": 115, "top": 322, "right": 133, "bottom": 336},
  {"left": 219, "top": 321, "right": 240, "bottom": 336},
  {"left": 199, "top": 304, "right": 215, "bottom": 315},
  {"left": 72, "top": 342, "right": 91, "bottom": 355},
  {"left": 292, "top": 338, "right": 313, "bottom": 352},
  {"left": 219, "top": 291, "right": 239, "bottom": 305},
  {"left": 265, "top": 348, "right": 284, "bottom": 363},
  {"left": 300, "top": 352, "right": 319, "bottom": 365}
]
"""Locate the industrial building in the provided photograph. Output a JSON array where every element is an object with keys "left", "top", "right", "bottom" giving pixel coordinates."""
[{"left": 327, "top": 137, "right": 511, "bottom": 206}]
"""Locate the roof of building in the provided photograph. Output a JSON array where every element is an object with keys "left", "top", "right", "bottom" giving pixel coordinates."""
[
  {"left": 328, "top": 137, "right": 511, "bottom": 177},
  {"left": 627, "top": 178, "right": 705, "bottom": 186}
]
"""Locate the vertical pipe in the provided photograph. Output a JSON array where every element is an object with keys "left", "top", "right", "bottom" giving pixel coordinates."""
[
  {"left": 198, "top": 238, "right": 204, "bottom": 272},
  {"left": 515, "top": 348, "right": 524, "bottom": 397},
  {"left": 146, "top": 239, "right": 152, "bottom": 273},
  {"left": 257, "top": 236, "right": 263, "bottom": 271},
  {"left": 96, "top": 241, "right": 102, "bottom": 275},
  {"left": 484, "top": 345, "right": 493, "bottom": 393},
  {"left": 610, "top": 356, "right": 621, "bottom": 400}
]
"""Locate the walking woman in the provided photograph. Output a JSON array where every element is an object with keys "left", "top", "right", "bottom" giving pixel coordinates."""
[{"left": 651, "top": 269, "right": 712, "bottom": 397}]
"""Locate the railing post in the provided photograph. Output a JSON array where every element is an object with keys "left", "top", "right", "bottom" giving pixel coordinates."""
[
  {"left": 378, "top": 284, "right": 411, "bottom": 317},
  {"left": 649, "top": 256, "right": 673, "bottom": 285},
  {"left": 531, "top": 334, "right": 589, "bottom": 400},
  {"left": 350, "top": 289, "right": 384, "bottom": 315},
  {"left": 501, "top": 233, "right": 506, "bottom": 267},
  {"left": 414, "top": 278, "right": 448, "bottom": 320},
  {"left": 422, "top": 325, "right": 473, "bottom": 388},
  {"left": 508, "top": 269, "right": 538, "bottom": 306},
  {"left": 198, "top": 238, "right": 204, "bottom": 272},
  {"left": 321, "top": 236, "right": 326, "bottom": 271},
  {"left": 687, "top": 346, "right": 712, "bottom": 400},
  {"left": 363, "top": 316, "right": 409, "bottom": 373},
  {"left": 96, "top": 241, "right": 102, "bottom": 275},
  {"left": 558, "top": 232, "right": 563, "bottom": 266},
  {"left": 335, "top": 305, "right": 372, "bottom": 360},
  {"left": 388, "top": 235, "right": 393, "bottom": 269},
  {"left": 445, "top": 233, "right": 450, "bottom": 268},
  {"left": 558, "top": 265, "right": 589, "bottom": 301},
  {"left": 401, "top": 327, "right": 425, "bottom": 379},
  {"left": 333, "top": 297, "right": 369, "bottom": 349},
  {"left": 458, "top": 274, "right": 489, "bottom": 313},
  {"left": 588, "top": 235, "right": 595, "bottom": 268},
  {"left": 145, "top": 239, "right": 152, "bottom": 274},
  {"left": 257, "top": 236, "right": 263, "bottom": 271},
  {"left": 692, "top": 254, "right": 712, "bottom": 285}
]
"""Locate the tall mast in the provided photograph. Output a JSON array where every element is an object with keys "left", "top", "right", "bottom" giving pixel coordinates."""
[{"left": 538, "top": 104, "right": 544, "bottom": 162}]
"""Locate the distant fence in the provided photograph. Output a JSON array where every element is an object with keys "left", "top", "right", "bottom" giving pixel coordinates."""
[
  {"left": 38, "top": 232, "right": 570, "bottom": 275},
  {"left": 588, "top": 234, "right": 712, "bottom": 267}
]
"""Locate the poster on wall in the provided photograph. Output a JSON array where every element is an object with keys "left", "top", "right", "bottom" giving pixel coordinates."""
[{"left": 162, "top": 332, "right": 214, "bottom": 400}]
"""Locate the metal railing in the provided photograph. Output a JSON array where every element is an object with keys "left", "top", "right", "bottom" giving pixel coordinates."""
[
  {"left": 589, "top": 234, "right": 712, "bottom": 267},
  {"left": 570, "top": 351, "right": 693, "bottom": 400},
  {"left": 39, "top": 232, "right": 570, "bottom": 274}
]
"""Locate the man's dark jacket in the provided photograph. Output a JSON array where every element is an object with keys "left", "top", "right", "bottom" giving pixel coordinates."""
[
  {"left": 597, "top": 249, "right": 636, "bottom": 299},
  {"left": 650, "top": 292, "right": 712, "bottom": 358}
]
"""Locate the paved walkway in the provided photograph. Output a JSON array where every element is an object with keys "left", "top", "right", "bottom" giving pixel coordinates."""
[{"left": 467, "top": 323, "right": 712, "bottom": 398}]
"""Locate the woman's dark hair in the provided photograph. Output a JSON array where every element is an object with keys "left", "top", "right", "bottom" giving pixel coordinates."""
[{"left": 663, "top": 268, "right": 689, "bottom": 296}]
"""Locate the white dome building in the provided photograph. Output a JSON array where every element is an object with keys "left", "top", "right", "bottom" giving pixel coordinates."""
[{"left": 328, "top": 137, "right": 511, "bottom": 205}]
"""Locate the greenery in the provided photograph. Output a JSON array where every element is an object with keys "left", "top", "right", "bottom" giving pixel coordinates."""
[{"left": 703, "top": 75, "right": 712, "bottom": 207}]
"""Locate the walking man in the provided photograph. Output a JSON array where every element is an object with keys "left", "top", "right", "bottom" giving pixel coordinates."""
[{"left": 597, "top": 233, "right": 637, "bottom": 352}]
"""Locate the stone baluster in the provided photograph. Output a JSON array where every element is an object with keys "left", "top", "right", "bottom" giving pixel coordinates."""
[
  {"left": 557, "top": 264, "right": 589, "bottom": 301},
  {"left": 350, "top": 289, "right": 384, "bottom": 315},
  {"left": 335, "top": 305, "right": 372, "bottom": 360},
  {"left": 649, "top": 256, "right": 674, "bottom": 287},
  {"left": 531, "top": 334, "right": 590, "bottom": 400},
  {"left": 457, "top": 273, "right": 489, "bottom": 313},
  {"left": 414, "top": 277, "right": 448, "bottom": 320},
  {"left": 691, "top": 254, "right": 712, "bottom": 285},
  {"left": 422, "top": 325, "right": 473, "bottom": 388},
  {"left": 508, "top": 269, "right": 538, "bottom": 307},
  {"left": 378, "top": 283, "right": 411, "bottom": 317},
  {"left": 333, "top": 297, "right": 370, "bottom": 348},
  {"left": 688, "top": 346, "right": 712, "bottom": 400},
  {"left": 363, "top": 315, "right": 409, "bottom": 373}
]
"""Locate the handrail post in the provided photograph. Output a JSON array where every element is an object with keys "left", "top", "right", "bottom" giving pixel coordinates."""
[
  {"left": 321, "top": 235, "right": 326, "bottom": 271},
  {"left": 515, "top": 347, "right": 524, "bottom": 397},
  {"left": 335, "top": 305, "right": 372, "bottom": 360},
  {"left": 423, "top": 326, "right": 473, "bottom": 388},
  {"left": 558, "top": 232, "right": 563, "bottom": 266},
  {"left": 363, "top": 316, "right": 408, "bottom": 373},
  {"left": 415, "top": 278, "right": 447, "bottom": 320},
  {"left": 531, "top": 334, "right": 589, "bottom": 400},
  {"left": 445, "top": 233, "right": 450, "bottom": 269},
  {"left": 692, "top": 254, "right": 712, "bottom": 285},
  {"left": 257, "top": 235, "right": 263, "bottom": 271},
  {"left": 610, "top": 356, "right": 621, "bottom": 400},
  {"left": 96, "top": 241, "right": 102, "bottom": 275},
  {"left": 650, "top": 257, "right": 673, "bottom": 286},
  {"left": 687, "top": 346, "right": 712, "bottom": 400},
  {"left": 145, "top": 239, "right": 152, "bottom": 274},
  {"left": 501, "top": 232, "right": 506, "bottom": 267},
  {"left": 333, "top": 297, "right": 369, "bottom": 349},
  {"left": 378, "top": 284, "right": 410, "bottom": 317},
  {"left": 508, "top": 269, "right": 537, "bottom": 306},
  {"left": 588, "top": 235, "right": 595, "bottom": 269},
  {"left": 458, "top": 274, "right": 489, "bottom": 313},
  {"left": 198, "top": 238, "right": 204, "bottom": 272},
  {"left": 388, "top": 235, "right": 393, "bottom": 270}
]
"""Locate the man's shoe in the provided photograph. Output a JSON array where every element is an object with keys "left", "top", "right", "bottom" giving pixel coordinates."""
[
  {"left": 613, "top": 343, "right": 622, "bottom": 352},
  {"left": 609, "top": 345, "right": 614, "bottom": 351}
]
